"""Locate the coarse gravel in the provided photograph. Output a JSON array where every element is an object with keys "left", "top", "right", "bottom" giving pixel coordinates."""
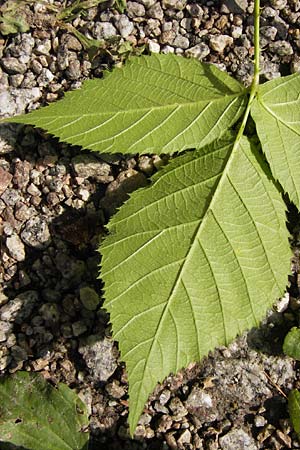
[{"left": 1, "top": 0, "right": 300, "bottom": 449}]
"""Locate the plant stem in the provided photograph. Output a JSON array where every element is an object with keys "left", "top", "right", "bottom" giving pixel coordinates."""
[{"left": 234, "top": 0, "right": 260, "bottom": 145}]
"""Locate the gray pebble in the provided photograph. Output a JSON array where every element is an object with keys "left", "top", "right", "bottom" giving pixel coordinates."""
[
  {"left": 270, "top": 0, "right": 287, "bottom": 9},
  {"left": 34, "top": 39, "right": 52, "bottom": 55},
  {"left": 0, "top": 167, "right": 12, "bottom": 195},
  {"left": 147, "top": 3, "right": 164, "bottom": 20},
  {"left": 0, "top": 88, "right": 41, "bottom": 118},
  {"left": 72, "top": 154, "right": 113, "bottom": 183},
  {"left": 72, "top": 321, "right": 88, "bottom": 337},
  {"left": 269, "top": 40, "right": 293, "bottom": 55},
  {"left": 11, "top": 345, "right": 28, "bottom": 362},
  {"left": 222, "top": 0, "right": 248, "bottom": 13},
  {"left": 173, "top": 34, "right": 189, "bottom": 49},
  {"left": 21, "top": 216, "right": 50, "bottom": 249},
  {"left": 1, "top": 188, "right": 20, "bottom": 207},
  {"left": 115, "top": 15, "right": 134, "bottom": 38},
  {"left": 0, "top": 321, "right": 13, "bottom": 342},
  {"left": 219, "top": 429, "right": 258, "bottom": 450},
  {"left": 0, "top": 291, "right": 38, "bottom": 322},
  {"left": 148, "top": 40, "right": 161, "bottom": 52},
  {"left": 209, "top": 34, "right": 233, "bottom": 52},
  {"left": 6, "top": 234, "right": 26, "bottom": 261},
  {"left": 94, "top": 22, "right": 117, "bottom": 39},
  {"left": 186, "top": 3, "right": 204, "bottom": 17},
  {"left": 1, "top": 57, "right": 27, "bottom": 75},
  {"left": 80, "top": 286, "right": 100, "bottom": 311},
  {"left": 37, "top": 68, "right": 55, "bottom": 86},
  {"left": 178, "top": 429, "right": 192, "bottom": 446},
  {"left": 127, "top": 1, "right": 146, "bottom": 17},
  {"left": 66, "top": 60, "right": 81, "bottom": 80},
  {"left": 79, "top": 335, "right": 118, "bottom": 381},
  {"left": 186, "top": 43, "right": 210, "bottom": 60},
  {"left": 138, "top": 0, "right": 156, "bottom": 7}
]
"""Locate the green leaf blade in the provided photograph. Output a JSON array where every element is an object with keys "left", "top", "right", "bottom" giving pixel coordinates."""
[
  {"left": 283, "top": 327, "right": 300, "bottom": 360},
  {"left": 7, "top": 54, "right": 247, "bottom": 154},
  {"left": 101, "top": 133, "right": 290, "bottom": 434},
  {"left": 0, "top": 372, "right": 89, "bottom": 450},
  {"left": 251, "top": 73, "right": 300, "bottom": 207},
  {"left": 289, "top": 389, "right": 300, "bottom": 437}
]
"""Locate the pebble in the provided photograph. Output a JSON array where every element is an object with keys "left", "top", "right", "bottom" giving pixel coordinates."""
[
  {"left": 173, "top": 34, "right": 189, "bottom": 49},
  {"left": 94, "top": 22, "right": 118, "bottom": 39},
  {"left": 72, "top": 154, "right": 113, "bottom": 183},
  {"left": 0, "top": 291, "right": 38, "bottom": 322},
  {"left": 21, "top": 216, "right": 50, "bottom": 249},
  {"left": 178, "top": 429, "right": 192, "bottom": 446},
  {"left": 186, "top": 43, "right": 210, "bottom": 59},
  {"left": 0, "top": 88, "right": 41, "bottom": 117},
  {"left": 269, "top": 40, "right": 293, "bottom": 55},
  {"left": 0, "top": 167, "right": 12, "bottom": 195},
  {"left": 148, "top": 40, "right": 161, "bottom": 52},
  {"left": 127, "top": 1, "right": 146, "bottom": 17},
  {"left": 219, "top": 429, "right": 258, "bottom": 450},
  {"left": 72, "top": 321, "right": 88, "bottom": 337},
  {"left": 6, "top": 235, "right": 26, "bottom": 262},
  {"left": 115, "top": 15, "right": 134, "bottom": 38},
  {"left": 209, "top": 34, "right": 234, "bottom": 52},
  {"left": 79, "top": 335, "right": 118, "bottom": 382},
  {"left": 79, "top": 286, "right": 100, "bottom": 311},
  {"left": 1, "top": 57, "right": 27, "bottom": 75},
  {"left": 147, "top": 3, "right": 164, "bottom": 20}
]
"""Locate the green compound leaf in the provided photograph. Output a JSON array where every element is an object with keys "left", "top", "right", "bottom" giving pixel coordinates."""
[
  {"left": 6, "top": 54, "right": 247, "bottom": 154},
  {"left": 0, "top": 372, "right": 89, "bottom": 450},
  {"left": 100, "top": 132, "right": 290, "bottom": 434},
  {"left": 251, "top": 73, "right": 300, "bottom": 207},
  {"left": 283, "top": 327, "right": 300, "bottom": 360},
  {"left": 289, "top": 390, "right": 300, "bottom": 437}
]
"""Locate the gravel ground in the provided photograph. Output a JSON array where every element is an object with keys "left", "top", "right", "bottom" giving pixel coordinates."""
[{"left": 1, "top": 0, "right": 300, "bottom": 449}]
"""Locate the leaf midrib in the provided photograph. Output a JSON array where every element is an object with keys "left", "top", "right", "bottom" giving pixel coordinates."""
[{"left": 27, "top": 91, "right": 246, "bottom": 122}]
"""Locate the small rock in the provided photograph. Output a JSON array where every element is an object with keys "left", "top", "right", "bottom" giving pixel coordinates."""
[
  {"left": 1, "top": 57, "right": 27, "bottom": 74},
  {"left": 21, "top": 216, "right": 50, "bottom": 249},
  {"left": 34, "top": 39, "right": 52, "bottom": 55},
  {"left": 148, "top": 40, "right": 161, "bottom": 52},
  {"left": 72, "top": 321, "right": 88, "bottom": 337},
  {"left": 269, "top": 40, "right": 293, "bottom": 56},
  {"left": 186, "top": 43, "right": 210, "bottom": 59},
  {"left": 209, "top": 34, "right": 233, "bottom": 52},
  {"left": 219, "top": 428, "right": 258, "bottom": 450},
  {"left": 222, "top": 0, "right": 248, "bottom": 13},
  {"left": 6, "top": 234, "right": 26, "bottom": 261},
  {"left": 0, "top": 88, "right": 41, "bottom": 117},
  {"left": 0, "top": 291, "right": 38, "bottom": 322},
  {"left": 0, "top": 321, "right": 13, "bottom": 342},
  {"left": 80, "top": 286, "right": 100, "bottom": 311},
  {"left": 254, "top": 415, "right": 267, "bottom": 427},
  {"left": 11, "top": 345, "right": 28, "bottom": 362},
  {"left": 178, "top": 429, "right": 192, "bottom": 446},
  {"left": 185, "top": 386, "right": 217, "bottom": 422},
  {"left": 147, "top": 3, "right": 164, "bottom": 20},
  {"left": 270, "top": 0, "right": 287, "bottom": 9},
  {"left": 0, "top": 124, "right": 18, "bottom": 153},
  {"left": 66, "top": 60, "right": 81, "bottom": 81},
  {"left": 127, "top": 1, "right": 146, "bottom": 17},
  {"left": 1, "top": 188, "right": 20, "bottom": 206},
  {"left": 159, "top": 389, "right": 171, "bottom": 405},
  {"left": 173, "top": 34, "right": 189, "bottom": 49},
  {"left": 105, "top": 380, "right": 126, "bottom": 398},
  {"left": 0, "top": 167, "right": 12, "bottom": 195},
  {"left": 13, "top": 160, "right": 31, "bottom": 190},
  {"left": 94, "top": 22, "right": 117, "bottom": 39},
  {"left": 138, "top": 0, "right": 156, "bottom": 7},
  {"left": 72, "top": 154, "right": 113, "bottom": 183},
  {"left": 79, "top": 335, "right": 118, "bottom": 381},
  {"left": 186, "top": 3, "right": 204, "bottom": 17},
  {"left": 169, "top": 397, "right": 188, "bottom": 418},
  {"left": 115, "top": 15, "right": 134, "bottom": 38}
]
